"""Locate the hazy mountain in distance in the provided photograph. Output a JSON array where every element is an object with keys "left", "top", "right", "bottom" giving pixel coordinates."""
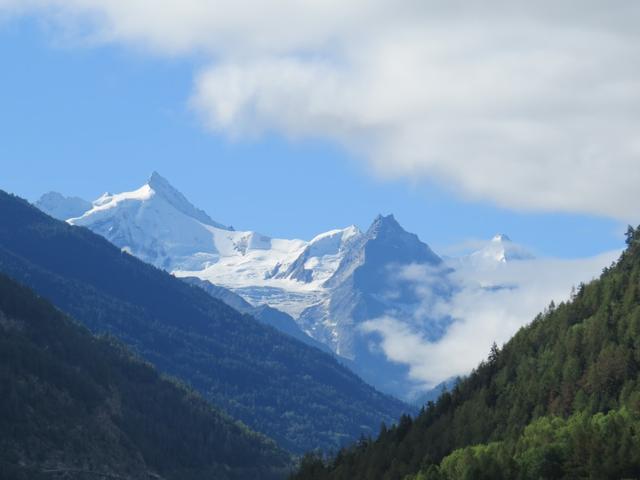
[{"left": 35, "top": 191, "right": 92, "bottom": 220}]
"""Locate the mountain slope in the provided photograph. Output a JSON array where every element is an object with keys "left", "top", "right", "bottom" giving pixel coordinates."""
[
  {"left": 37, "top": 174, "right": 453, "bottom": 400},
  {"left": 0, "top": 272, "right": 290, "bottom": 480},
  {"left": 299, "top": 214, "right": 452, "bottom": 397},
  {"left": 67, "top": 171, "right": 232, "bottom": 271},
  {"left": 292, "top": 226, "right": 640, "bottom": 479},
  {"left": 0, "top": 190, "right": 409, "bottom": 454},
  {"left": 182, "top": 276, "right": 332, "bottom": 353}
]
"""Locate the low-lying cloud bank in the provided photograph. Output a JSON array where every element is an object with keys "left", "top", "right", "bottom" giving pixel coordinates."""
[
  {"left": 1, "top": 1, "right": 639, "bottom": 221},
  {"left": 362, "top": 249, "right": 621, "bottom": 390}
]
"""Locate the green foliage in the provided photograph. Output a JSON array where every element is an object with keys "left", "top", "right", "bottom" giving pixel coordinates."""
[
  {"left": 406, "top": 407, "right": 640, "bottom": 479},
  {"left": 292, "top": 225, "right": 640, "bottom": 479},
  {"left": 0, "top": 191, "right": 408, "bottom": 453},
  {"left": 0, "top": 272, "right": 290, "bottom": 479}
]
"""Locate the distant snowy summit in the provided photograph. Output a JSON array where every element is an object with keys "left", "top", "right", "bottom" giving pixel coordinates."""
[
  {"left": 67, "top": 171, "right": 240, "bottom": 271},
  {"left": 467, "top": 233, "right": 534, "bottom": 266},
  {"left": 35, "top": 192, "right": 92, "bottom": 221},
  {"left": 35, "top": 172, "right": 533, "bottom": 400},
  {"left": 36, "top": 172, "right": 361, "bottom": 313}
]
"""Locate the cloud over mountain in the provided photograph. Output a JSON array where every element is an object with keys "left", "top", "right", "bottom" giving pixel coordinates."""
[
  {"left": 361, "top": 249, "right": 621, "bottom": 389},
  {"left": 2, "top": 1, "right": 639, "bottom": 220}
]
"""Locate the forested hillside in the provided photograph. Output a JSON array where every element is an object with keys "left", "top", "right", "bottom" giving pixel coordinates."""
[
  {"left": 0, "top": 273, "right": 290, "bottom": 480},
  {"left": 0, "top": 191, "right": 408, "bottom": 453},
  {"left": 293, "top": 227, "right": 640, "bottom": 479}
]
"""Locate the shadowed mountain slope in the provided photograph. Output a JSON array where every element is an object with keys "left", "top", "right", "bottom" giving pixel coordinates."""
[
  {"left": 0, "top": 272, "right": 290, "bottom": 480},
  {"left": 0, "top": 190, "right": 408, "bottom": 454}
]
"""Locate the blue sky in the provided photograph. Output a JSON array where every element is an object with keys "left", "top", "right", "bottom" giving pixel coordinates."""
[{"left": 0, "top": 13, "right": 627, "bottom": 258}]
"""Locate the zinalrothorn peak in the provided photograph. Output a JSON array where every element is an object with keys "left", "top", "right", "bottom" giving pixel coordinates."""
[{"left": 146, "top": 171, "right": 229, "bottom": 229}]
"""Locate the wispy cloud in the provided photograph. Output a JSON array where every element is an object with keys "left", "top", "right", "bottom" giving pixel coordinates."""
[
  {"left": 361, "top": 249, "right": 621, "bottom": 390},
  {"left": 0, "top": 1, "right": 638, "bottom": 220}
]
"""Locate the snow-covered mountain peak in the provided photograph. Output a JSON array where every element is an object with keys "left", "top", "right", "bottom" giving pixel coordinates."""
[
  {"left": 71, "top": 173, "right": 228, "bottom": 231},
  {"left": 491, "top": 233, "right": 512, "bottom": 243},
  {"left": 58, "top": 173, "right": 364, "bottom": 317},
  {"left": 323, "top": 214, "right": 441, "bottom": 292},
  {"left": 265, "top": 225, "right": 361, "bottom": 285},
  {"left": 35, "top": 192, "right": 92, "bottom": 221},
  {"left": 308, "top": 225, "right": 360, "bottom": 254},
  {"left": 148, "top": 170, "right": 165, "bottom": 185},
  {"left": 147, "top": 171, "right": 181, "bottom": 200},
  {"left": 64, "top": 174, "right": 235, "bottom": 270},
  {"left": 470, "top": 234, "right": 534, "bottom": 264},
  {"left": 146, "top": 172, "right": 228, "bottom": 229},
  {"left": 369, "top": 213, "right": 403, "bottom": 235},
  {"left": 69, "top": 184, "right": 154, "bottom": 222},
  {"left": 363, "top": 214, "right": 441, "bottom": 264}
]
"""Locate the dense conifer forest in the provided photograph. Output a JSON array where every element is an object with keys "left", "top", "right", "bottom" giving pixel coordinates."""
[
  {"left": 292, "top": 227, "right": 640, "bottom": 479},
  {"left": 0, "top": 272, "right": 290, "bottom": 479}
]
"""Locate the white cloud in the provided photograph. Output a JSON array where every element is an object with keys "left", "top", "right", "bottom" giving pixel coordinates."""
[
  {"left": 1, "top": 1, "right": 640, "bottom": 219},
  {"left": 361, "top": 249, "right": 621, "bottom": 390}
]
